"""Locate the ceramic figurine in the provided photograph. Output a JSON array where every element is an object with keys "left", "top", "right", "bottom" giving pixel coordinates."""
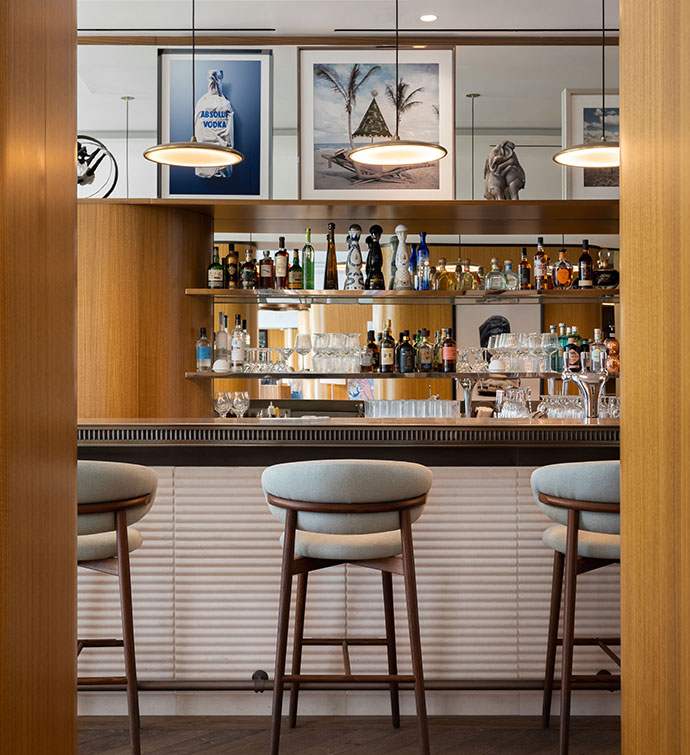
[
  {"left": 344, "top": 223, "right": 365, "bottom": 290},
  {"left": 364, "top": 224, "right": 385, "bottom": 290},
  {"left": 393, "top": 224, "right": 412, "bottom": 289},
  {"left": 483, "top": 140, "right": 525, "bottom": 200},
  {"left": 388, "top": 234, "right": 398, "bottom": 289}
]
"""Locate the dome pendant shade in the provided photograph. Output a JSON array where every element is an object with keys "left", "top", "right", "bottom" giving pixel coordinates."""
[
  {"left": 552, "top": 140, "right": 620, "bottom": 168},
  {"left": 143, "top": 137, "right": 244, "bottom": 168},
  {"left": 350, "top": 138, "right": 447, "bottom": 167}
]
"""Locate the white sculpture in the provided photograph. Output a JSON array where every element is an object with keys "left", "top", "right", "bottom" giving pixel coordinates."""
[
  {"left": 393, "top": 224, "right": 412, "bottom": 289},
  {"left": 345, "top": 223, "right": 365, "bottom": 290}
]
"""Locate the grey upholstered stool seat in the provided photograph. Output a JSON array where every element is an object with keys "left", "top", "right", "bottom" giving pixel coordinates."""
[
  {"left": 263, "top": 459, "right": 433, "bottom": 755},
  {"left": 531, "top": 460, "right": 620, "bottom": 755},
  {"left": 78, "top": 460, "right": 157, "bottom": 755}
]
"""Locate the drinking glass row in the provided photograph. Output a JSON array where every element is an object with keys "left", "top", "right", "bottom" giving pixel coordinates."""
[
  {"left": 214, "top": 391, "right": 250, "bottom": 418},
  {"left": 487, "top": 332, "right": 560, "bottom": 373}
]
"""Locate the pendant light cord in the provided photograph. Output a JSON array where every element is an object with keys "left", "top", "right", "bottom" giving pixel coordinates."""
[
  {"left": 394, "top": 0, "right": 399, "bottom": 140},
  {"left": 601, "top": 0, "right": 606, "bottom": 141},
  {"left": 191, "top": 0, "right": 196, "bottom": 138}
]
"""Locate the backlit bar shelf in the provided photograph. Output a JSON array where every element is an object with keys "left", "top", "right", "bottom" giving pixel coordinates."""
[
  {"left": 185, "top": 370, "right": 620, "bottom": 380},
  {"left": 185, "top": 288, "right": 620, "bottom": 306}
]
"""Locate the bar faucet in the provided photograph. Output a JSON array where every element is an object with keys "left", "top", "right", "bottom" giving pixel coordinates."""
[{"left": 561, "top": 354, "right": 609, "bottom": 419}]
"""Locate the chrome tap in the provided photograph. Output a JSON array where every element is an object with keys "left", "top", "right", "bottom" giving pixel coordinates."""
[{"left": 561, "top": 353, "right": 608, "bottom": 419}]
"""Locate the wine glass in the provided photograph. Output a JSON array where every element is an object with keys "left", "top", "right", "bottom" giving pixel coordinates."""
[
  {"left": 232, "top": 391, "right": 250, "bottom": 418},
  {"left": 214, "top": 392, "right": 232, "bottom": 418},
  {"left": 294, "top": 333, "right": 312, "bottom": 372}
]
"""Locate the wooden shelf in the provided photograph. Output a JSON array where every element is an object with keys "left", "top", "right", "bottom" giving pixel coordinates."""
[
  {"left": 186, "top": 371, "right": 561, "bottom": 380},
  {"left": 79, "top": 198, "right": 619, "bottom": 235},
  {"left": 186, "top": 288, "right": 620, "bottom": 306}
]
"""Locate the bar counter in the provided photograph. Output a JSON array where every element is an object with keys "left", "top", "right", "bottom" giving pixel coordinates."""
[{"left": 76, "top": 417, "right": 620, "bottom": 717}]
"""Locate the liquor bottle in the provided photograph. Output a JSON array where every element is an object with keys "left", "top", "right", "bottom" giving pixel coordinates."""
[
  {"left": 578, "top": 239, "right": 594, "bottom": 288},
  {"left": 196, "top": 327, "right": 211, "bottom": 372},
  {"left": 504, "top": 260, "right": 519, "bottom": 290},
  {"left": 214, "top": 311, "right": 229, "bottom": 363},
  {"left": 593, "top": 249, "right": 620, "bottom": 289},
  {"left": 364, "top": 224, "right": 385, "bottom": 290},
  {"left": 416, "top": 329, "right": 433, "bottom": 372},
  {"left": 546, "top": 255, "right": 555, "bottom": 290},
  {"left": 388, "top": 234, "right": 398, "bottom": 290},
  {"left": 409, "top": 243, "right": 418, "bottom": 288},
  {"left": 225, "top": 244, "right": 239, "bottom": 289},
  {"left": 419, "top": 259, "right": 431, "bottom": 291},
  {"left": 240, "top": 249, "right": 257, "bottom": 289},
  {"left": 360, "top": 329, "right": 380, "bottom": 372},
  {"left": 242, "top": 319, "right": 250, "bottom": 348},
  {"left": 380, "top": 319, "right": 396, "bottom": 374},
  {"left": 393, "top": 224, "right": 413, "bottom": 289},
  {"left": 456, "top": 259, "right": 477, "bottom": 291},
  {"left": 485, "top": 258, "right": 507, "bottom": 291},
  {"left": 207, "top": 245, "right": 224, "bottom": 289},
  {"left": 571, "top": 325, "right": 582, "bottom": 347},
  {"left": 549, "top": 324, "right": 560, "bottom": 370},
  {"left": 275, "top": 236, "right": 290, "bottom": 289},
  {"left": 557, "top": 322, "right": 567, "bottom": 370},
  {"left": 476, "top": 265, "right": 486, "bottom": 290},
  {"left": 345, "top": 224, "right": 364, "bottom": 290},
  {"left": 259, "top": 249, "right": 275, "bottom": 288},
  {"left": 322, "top": 223, "right": 338, "bottom": 290},
  {"left": 552, "top": 248, "right": 574, "bottom": 289},
  {"left": 433, "top": 330, "right": 443, "bottom": 370},
  {"left": 433, "top": 257, "right": 455, "bottom": 290},
  {"left": 564, "top": 336, "right": 581, "bottom": 372},
  {"left": 417, "top": 232, "right": 430, "bottom": 273},
  {"left": 604, "top": 327, "right": 620, "bottom": 373},
  {"left": 230, "top": 314, "right": 245, "bottom": 373},
  {"left": 518, "top": 247, "right": 532, "bottom": 290},
  {"left": 534, "top": 236, "right": 548, "bottom": 291},
  {"left": 394, "top": 332, "right": 404, "bottom": 371},
  {"left": 288, "top": 249, "right": 303, "bottom": 289},
  {"left": 442, "top": 328, "right": 457, "bottom": 372},
  {"left": 302, "top": 228, "right": 315, "bottom": 290},
  {"left": 398, "top": 331, "right": 416, "bottom": 373}
]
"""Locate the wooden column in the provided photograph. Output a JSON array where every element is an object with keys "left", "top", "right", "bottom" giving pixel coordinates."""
[
  {"left": 0, "top": 1, "right": 77, "bottom": 753},
  {"left": 78, "top": 202, "right": 214, "bottom": 418},
  {"left": 620, "top": 1, "right": 690, "bottom": 752}
]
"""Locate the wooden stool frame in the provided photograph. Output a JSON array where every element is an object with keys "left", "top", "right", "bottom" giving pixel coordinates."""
[
  {"left": 538, "top": 492, "right": 621, "bottom": 755},
  {"left": 77, "top": 493, "right": 153, "bottom": 755},
  {"left": 266, "top": 492, "right": 430, "bottom": 755}
]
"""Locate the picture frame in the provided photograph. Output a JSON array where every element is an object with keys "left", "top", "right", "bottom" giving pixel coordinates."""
[
  {"left": 299, "top": 47, "right": 455, "bottom": 200},
  {"left": 158, "top": 48, "right": 272, "bottom": 199},
  {"left": 561, "top": 88, "right": 619, "bottom": 199}
]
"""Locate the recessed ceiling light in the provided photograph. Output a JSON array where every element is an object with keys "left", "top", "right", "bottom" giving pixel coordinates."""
[
  {"left": 420, "top": 14, "right": 438, "bottom": 22},
  {"left": 413, "top": 44, "right": 427, "bottom": 49}
]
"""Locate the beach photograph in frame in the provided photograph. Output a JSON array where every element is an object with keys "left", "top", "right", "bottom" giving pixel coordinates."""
[
  {"left": 561, "top": 88, "right": 619, "bottom": 199},
  {"left": 299, "top": 48, "right": 455, "bottom": 200},
  {"left": 159, "top": 49, "right": 271, "bottom": 199}
]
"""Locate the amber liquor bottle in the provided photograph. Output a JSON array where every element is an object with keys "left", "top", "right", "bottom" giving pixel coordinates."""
[
  {"left": 552, "top": 249, "right": 573, "bottom": 289},
  {"left": 442, "top": 328, "right": 457, "bottom": 372},
  {"left": 380, "top": 320, "right": 396, "bottom": 374},
  {"left": 360, "top": 330, "right": 380, "bottom": 372},
  {"left": 240, "top": 249, "right": 258, "bottom": 289},
  {"left": 578, "top": 240, "right": 594, "bottom": 288},
  {"left": 224, "top": 244, "right": 239, "bottom": 289},
  {"left": 534, "top": 237, "right": 548, "bottom": 291},
  {"left": 259, "top": 249, "right": 275, "bottom": 288},
  {"left": 288, "top": 249, "right": 303, "bottom": 289},
  {"left": 324, "top": 222, "right": 339, "bottom": 290},
  {"left": 274, "top": 236, "right": 289, "bottom": 289}
]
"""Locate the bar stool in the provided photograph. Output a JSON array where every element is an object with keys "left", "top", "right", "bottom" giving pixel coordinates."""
[
  {"left": 262, "top": 459, "right": 433, "bottom": 755},
  {"left": 77, "top": 461, "right": 158, "bottom": 755},
  {"left": 531, "top": 460, "right": 620, "bottom": 755}
]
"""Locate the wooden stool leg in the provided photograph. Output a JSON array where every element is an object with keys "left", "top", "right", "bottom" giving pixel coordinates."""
[
  {"left": 559, "top": 510, "right": 579, "bottom": 755},
  {"left": 382, "top": 570, "right": 400, "bottom": 729},
  {"left": 543, "top": 550, "right": 565, "bottom": 728},
  {"left": 271, "top": 510, "right": 297, "bottom": 755},
  {"left": 288, "top": 572, "right": 308, "bottom": 729},
  {"left": 116, "top": 511, "right": 141, "bottom": 755},
  {"left": 400, "top": 511, "right": 430, "bottom": 755}
]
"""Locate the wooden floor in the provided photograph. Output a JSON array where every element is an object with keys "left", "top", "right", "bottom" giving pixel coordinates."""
[{"left": 78, "top": 716, "right": 620, "bottom": 754}]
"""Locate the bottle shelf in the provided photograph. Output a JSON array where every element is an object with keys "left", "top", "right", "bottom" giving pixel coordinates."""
[
  {"left": 186, "top": 288, "right": 620, "bottom": 306},
  {"left": 186, "top": 370, "right": 584, "bottom": 380}
]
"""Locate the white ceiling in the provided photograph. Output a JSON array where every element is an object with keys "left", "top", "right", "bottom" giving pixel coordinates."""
[{"left": 78, "top": 0, "right": 620, "bottom": 36}]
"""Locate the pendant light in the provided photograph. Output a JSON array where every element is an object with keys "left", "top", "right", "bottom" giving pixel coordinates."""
[
  {"left": 553, "top": 0, "right": 619, "bottom": 168},
  {"left": 143, "top": 0, "right": 244, "bottom": 167},
  {"left": 349, "top": 0, "right": 447, "bottom": 167}
]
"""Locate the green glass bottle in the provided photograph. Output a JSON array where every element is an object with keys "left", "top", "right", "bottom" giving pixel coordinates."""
[{"left": 302, "top": 228, "right": 315, "bottom": 290}]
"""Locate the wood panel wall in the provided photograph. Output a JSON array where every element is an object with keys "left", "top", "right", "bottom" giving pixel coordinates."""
[
  {"left": 78, "top": 204, "right": 213, "bottom": 418},
  {"left": 0, "top": 1, "right": 77, "bottom": 753},
  {"left": 620, "top": 1, "right": 690, "bottom": 752}
]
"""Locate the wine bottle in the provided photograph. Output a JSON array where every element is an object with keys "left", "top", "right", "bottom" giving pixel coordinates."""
[
  {"left": 380, "top": 319, "right": 395, "bottom": 374},
  {"left": 275, "top": 236, "right": 289, "bottom": 289},
  {"left": 288, "top": 249, "right": 303, "bottom": 289},
  {"left": 302, "top": 228, "right": 315, "bottom": 290},
  {"left": 207, "top": 246, "right": 224, "bottom": 289},
  {"left": 442, "top": 328, "right": 457, "bottom": 372},
  {"left": 324, "top": 222, "right": 339, "bottom": 289}
]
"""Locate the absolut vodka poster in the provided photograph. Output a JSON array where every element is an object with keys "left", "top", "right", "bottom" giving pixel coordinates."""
[{"left": 159, "top": 50, "right": 271, "bottom": 199}]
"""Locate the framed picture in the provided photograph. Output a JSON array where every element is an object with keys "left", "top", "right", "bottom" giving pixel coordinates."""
[
  {"left": 299, "top": 47, "right": 455, "bottom": 200},
  {"left": 158, "top": 49, "right": 271, "bottom": 199},
  {"left": 561, "top": 88, "right": 619, "bottom": 199}
]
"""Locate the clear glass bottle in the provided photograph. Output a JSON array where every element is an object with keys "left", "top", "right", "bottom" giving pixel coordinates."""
[
  {"left": 259, "top": 249, "right": 275, "bottom": 288},
  {"left": 302, "top": 228, "right": 315, "bottom": 290},
  {"left": 552, "top": 248, "right": 574, "bottom": 289},
  {"left": 288, "top": 249, "right": 303, "bottom": 289},
  {"left": 214, "top": 311, "right": 229, "bottom": 363},
  {"left": 417, "top": 231, "right": 430, "bottom": 270},
  {"left": 456, "top": 259, "right": 477, "bottom": 291},
  {"left": 207, "top": 246, "right": 224, "bottom": 289},
  {"left": 591, "top": 328, "right": 607, "bottom": 371},
  {"left": 503, "top": 260, "right": 519, "bottom": 290},
  {"left": 242, "top": 319, "right": 250, "bottom": 348},
  {"left": 230, "top": 314, "right": 245, "bottom": 373},
  {"left": 476, "top": 265, "right": 486, "bottom": 290},
  {"left": 275, "top": 236, "right": 289, "bottom": 289},
  {"left": 419, "top": 259, "right": 431, "bottom": 290},
  {"left": 196, "top": 327, "right": 211, "bottom": 372},
  {"left": 578, "top": 239, "right": 594, "bottom": 288},
  {"left": 433, "top": 257, "right": 455, "bottom": 290},
  {"left": 485, "top": 258, "right": 507, "bottom": 291}
]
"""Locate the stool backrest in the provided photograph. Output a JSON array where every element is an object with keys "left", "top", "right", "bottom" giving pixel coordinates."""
[
  {"left": 262, "top": 459, "right": 432, "bottom": 535},
  {"left": 78, "top": 460, "right": 158, "bottom": 535},
  {"left": 531, "top": 460, "right": 620, "bottom": 534}
]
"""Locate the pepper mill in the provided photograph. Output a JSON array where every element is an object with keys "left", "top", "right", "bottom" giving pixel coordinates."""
[
  {"left": 393, "top": 223, "right": 412, "bottom": 289},
  {"left": 388, "top": 235, "right": 398, "bottom": 289},
  {"left": 364, "top": 224, "right": 385, "bottom": 290},
  {"left": 344, "top": 223, "right": 365, "bottom": 290}
]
